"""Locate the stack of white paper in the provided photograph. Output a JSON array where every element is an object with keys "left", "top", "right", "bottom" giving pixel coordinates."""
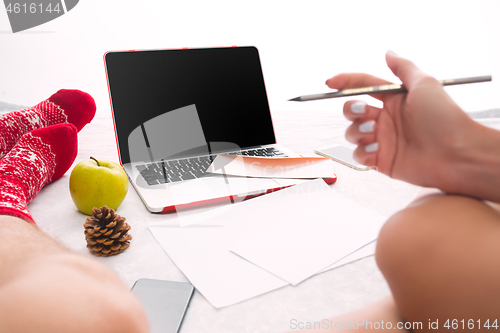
[{"left": 149, "top": 179, "right": 387, "bottom": 308}]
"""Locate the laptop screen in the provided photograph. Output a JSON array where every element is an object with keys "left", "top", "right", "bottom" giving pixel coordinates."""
[{"left": 105, "top": 46, "right": 276, "bottom": 165}]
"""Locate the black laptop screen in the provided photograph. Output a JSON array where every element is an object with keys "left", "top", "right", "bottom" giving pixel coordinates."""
[{"left": 105, "top": 46, "right": 276, "bottom": 165}]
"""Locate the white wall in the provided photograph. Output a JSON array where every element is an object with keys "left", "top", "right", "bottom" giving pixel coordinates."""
[{"left": 1, "top": 0, "right": 499, "bottom": 116}]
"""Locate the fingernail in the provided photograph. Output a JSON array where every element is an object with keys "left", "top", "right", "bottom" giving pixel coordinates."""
[
  {"left": 388, "top": 50, "right": 398, "bottom": 56},
  {"left": 359, "top": 120, "right": 375, "bottom": 133},
  {"left": 365, "top": 142, "right": 379, "bottom": 153},
  {"left": 351, "top": 101, "right": 366, "bottom": 114}
]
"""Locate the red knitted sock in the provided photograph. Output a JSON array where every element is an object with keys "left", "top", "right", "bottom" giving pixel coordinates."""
[
  {"left": 0, "top": 124, "right": 78, "bottom": 224},
  {"left": 0, "top": 89, "right": 95, "bottom": 159}
]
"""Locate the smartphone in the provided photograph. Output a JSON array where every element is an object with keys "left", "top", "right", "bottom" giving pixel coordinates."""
[
  {"left": 314, "top": 144, "right": 370, "bottom": 171},
  {"left": 131, "top": 279, "right": 194, "bottom": 333}
]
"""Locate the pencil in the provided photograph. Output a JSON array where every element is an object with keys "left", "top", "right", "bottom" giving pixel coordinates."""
[{"left": 289, "top": 75, "right": 492, "bottom": 102}]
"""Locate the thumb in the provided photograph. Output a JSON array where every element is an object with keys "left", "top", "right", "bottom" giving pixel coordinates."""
[{"left": 385, "top": 51, "right": 426, "bottom": 90}]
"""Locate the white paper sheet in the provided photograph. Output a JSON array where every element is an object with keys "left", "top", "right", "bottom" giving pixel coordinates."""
[
  {"left": 148, "top": 222, "right": 288, "bottom": 308},
  {"left": 148, "top": 179, "right": 386, "bottom": 308},
  {"left": 322, "top": 240, "right": 377, "bottom": 272},
  {"left": 229, "top": 179, "right": 386, "bottom": 285}
]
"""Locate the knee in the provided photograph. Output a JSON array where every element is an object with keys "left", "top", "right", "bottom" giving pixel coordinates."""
[
  {"left": 53, "top": 254, "right": 150, "bottom": 333},
  {"left": 0, "top": 254, "right": 149, "bottom": 333},
  {"left": 95, "top": 287, "right": 149, "bottom": 333},
  {"left": 373, "top": 194, "right": 500, "bottom": 321},
  {"left": 374, "top": 194, "right": 451, "bottom": 279}
]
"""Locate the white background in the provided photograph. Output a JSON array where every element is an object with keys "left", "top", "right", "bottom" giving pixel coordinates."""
[
  {"left": 1, "top": 0, "right": 499, "bottom": 116},
  {"left": 2, "top": 2, "right": 499, "bottom": 331}
]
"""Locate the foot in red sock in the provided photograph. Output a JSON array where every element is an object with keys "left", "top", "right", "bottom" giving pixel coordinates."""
[
  {"left": 0, "top": 89, "right": 95, "bottom": 159},
  {"left": 0, "top": 124, "right": 78, "bottom": 223}
]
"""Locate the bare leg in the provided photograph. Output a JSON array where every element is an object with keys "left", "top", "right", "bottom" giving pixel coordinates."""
[
  {"left": 376, "top": 193, "right": 500, "bottom": 331},
  {"left": 292, "top": 189, "right": 500, "bottom": 332},
  {"left": 0, "top": 216, "right": 148, "bottom": 333},
  {"left": 289, "top": 191, "right": 438, "bottom": 333}
]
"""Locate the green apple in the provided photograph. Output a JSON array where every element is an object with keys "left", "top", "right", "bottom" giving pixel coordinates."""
[{"left": 70, "top": 157, "right": 129, "bottom": 215}]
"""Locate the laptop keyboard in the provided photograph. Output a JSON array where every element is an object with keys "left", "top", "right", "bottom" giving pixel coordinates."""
[{"left": 136, "top": 147, "right": 288, "bottom": 185}]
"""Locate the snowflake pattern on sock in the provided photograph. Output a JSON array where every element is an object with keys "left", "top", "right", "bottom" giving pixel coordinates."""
[
  {"left": 0, "top": 124, "right": 77, "bottom": 224},
  {"left": 0, "top": 100, "right": 67, "bottom": 160},
  {"left": 0, "top": 132, "right": 56, "bottom": 200},
  {"left": 0, "top": 178, "right": 32, "bottom": 221},
  {"left": 0, "top": 89, "right": 95, "bottom": 160}
]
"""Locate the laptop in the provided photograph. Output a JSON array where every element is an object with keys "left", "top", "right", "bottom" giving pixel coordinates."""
[{"left": 104, "top": 46, "right": 336, "bottom": 213}]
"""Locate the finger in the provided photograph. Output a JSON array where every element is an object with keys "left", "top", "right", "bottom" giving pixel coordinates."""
[
  {"left": 385, "top": 51, "right": 429, "bottom": 90},
  {"left": 345, "top": 119, "right": 377, "bottom": 145},
  {"left": 326, "top": 73, "right": 392, "bottom": 89},
  {"left": 326, "top": 73, "right": 393, "bottom": 101},
  {"left": 343, "top": 100, "right": 382, "bottom": 122},
  {"left": 353, "top": 143, "right": 378, "bottom": 167}
]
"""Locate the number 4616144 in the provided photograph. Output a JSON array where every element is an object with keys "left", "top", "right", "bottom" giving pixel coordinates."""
[
  {"left": 444, "top": 319, "right": 498, "bottom": 330},
  {"left": 6, "top": 2, "right": 61, "bottom": 14}
]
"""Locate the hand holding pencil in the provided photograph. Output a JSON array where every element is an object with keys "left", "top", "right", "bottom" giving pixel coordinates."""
[{"left": 322, "top": 51, "right": 492, "bottom": 194}]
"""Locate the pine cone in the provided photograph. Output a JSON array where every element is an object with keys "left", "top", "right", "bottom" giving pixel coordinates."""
[{"left": 84, "top": 206, "right": 132, "bottom": 257}]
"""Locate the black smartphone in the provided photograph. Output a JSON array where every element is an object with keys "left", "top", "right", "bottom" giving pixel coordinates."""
[{"left": 131, "top": 279, "right": 194, "bottom": 333}]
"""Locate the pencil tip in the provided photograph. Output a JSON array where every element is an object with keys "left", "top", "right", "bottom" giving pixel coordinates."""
[{"left": 289, "top": 97, "right": 301, "bottom": 102}]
